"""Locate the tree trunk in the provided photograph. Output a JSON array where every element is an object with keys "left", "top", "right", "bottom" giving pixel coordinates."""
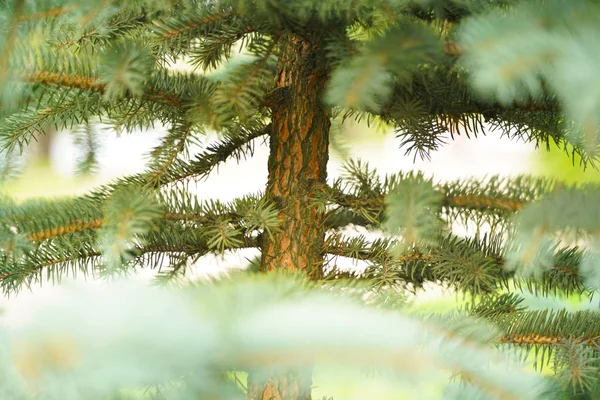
[
  {"left": 260, "top": 33, "right": 330, "bottom": 279},
  {"left": 247, "top": 368, "right": 313, "bottom": 400},
  {"left": 249, "top": 34, "right": 331, "bottom": 400}
]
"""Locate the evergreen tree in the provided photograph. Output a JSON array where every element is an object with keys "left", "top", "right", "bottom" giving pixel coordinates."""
[{"left": 1, "top": 0, "right": 600, "bottom": 399}]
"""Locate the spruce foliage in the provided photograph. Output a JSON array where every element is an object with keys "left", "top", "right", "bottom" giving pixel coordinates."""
[{"left": 1, "top": 0, "right": 600, "bottom": 399}]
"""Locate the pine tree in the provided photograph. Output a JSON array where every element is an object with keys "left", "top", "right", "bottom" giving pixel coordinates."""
[{"left": 2, "top": 0, "right": 600, "bottom": 399}]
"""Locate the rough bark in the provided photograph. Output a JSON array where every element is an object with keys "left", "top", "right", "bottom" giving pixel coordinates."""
[
  {"left": 259, "top": 33, "right": 330, "bottom": 280},
  {"left": 249, "top": 33, "right": 331, "bottom": 400},
  {"left": 247, "top": 368, "right": 313, "bottom": 400}
]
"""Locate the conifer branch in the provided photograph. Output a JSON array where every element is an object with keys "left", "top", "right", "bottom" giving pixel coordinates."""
[
  {"left": 224, "top": 37, "right": 275, "bottom": 98},
  {"left": 442, "top": 193, "right": 524, "bottom": 212},
  {"left": 189, "top": 22, "right": 259, "bottom": 71},
  {"left": 158, "top": 11, "right": 236, "bottom": 39},
  {"left": 16, "top": 6, "right": 72, "bottom": 22},
  {"left": 147, "top": 121, "right": 195, "bottom": 185},
  {"left": 0, "top": 251, "right": 102, "bottom": 281},
  {"left": 16, "top": 70, "right": 105, "bottom": 92},
  {"left": 319, "top": 167, "right": 553, "bottom": 233},
  {"left": 328, "top": 189, "right": 524, "bottom": 219},
  {"left": 26, "top": 219, "right": 103, "bottom": 241},
  {"left": 0, "top": 236, "right": 259, "bottom": 291},
  {"left": 141, "top": 122, "right": 270, "bottom": 186},
  {"left": 0, "top": 0, "right": 26, "bottom": 86},
  {"left": 325, "top": 241, "right": 432, "bottom": 263},
  {"left": 493, "top": 309, "right": 600, "bottom": 367},
  {"left": 13, "top": 70, "right": 183, "bottom": 107},
  {"left": 13, "top": 189, "right": 270, "bottom": 244},
  {"left": 0, "top": 103, "right": 80, "bottom": 152},
  {"left": 323, "top": 234, "right": 586, "bottom": 295},
  {"left": 498, "top": 334, "right": 600, "bottom": 347},
  {"left": 372, "top": 67, "right": 567, "bottom": 162},
  {"left": 22, "top": 210, "right": 245, "bottom": 242}
]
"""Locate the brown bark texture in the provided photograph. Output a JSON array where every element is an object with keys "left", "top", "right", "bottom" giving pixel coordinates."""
[
  {"left": 259, "top": 33, "right": 330, "bottom": 280},
  {"left": 247, "top": 368, "right": 313, "bottom": 400},
  {"left": 249, "top": 33, "right": 331, "bottom": 400}
]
